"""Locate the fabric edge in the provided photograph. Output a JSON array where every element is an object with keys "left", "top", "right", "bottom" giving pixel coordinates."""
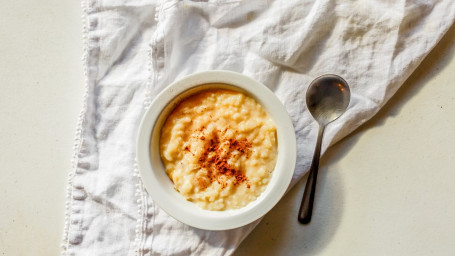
[
  {"left": 324, "top": 16, "right": 455, "bottom": 155},
  {"left": 61, "top": 0, "right": 91, "bottom": 254}
]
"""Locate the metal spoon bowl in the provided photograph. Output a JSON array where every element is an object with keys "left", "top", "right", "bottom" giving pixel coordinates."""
[{"left": 298, "top": 74, "right": 350, "bottom": 224}]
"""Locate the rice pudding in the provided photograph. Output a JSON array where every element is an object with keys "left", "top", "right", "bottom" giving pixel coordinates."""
[{"left": 159, "top": 87, "right": 277, "bottom": 210}]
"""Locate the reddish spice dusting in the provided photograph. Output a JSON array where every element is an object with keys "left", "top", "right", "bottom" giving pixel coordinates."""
[
  {"left": 195, "top": 132, "right": 251, "bottom": 189},
  {"left": 184, "top": 146, "right": 195, "bottom": 156}
]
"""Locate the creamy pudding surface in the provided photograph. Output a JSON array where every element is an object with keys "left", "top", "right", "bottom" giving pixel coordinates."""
[{"left": 159, "top": 87, "right": 277, "bottom": 211}]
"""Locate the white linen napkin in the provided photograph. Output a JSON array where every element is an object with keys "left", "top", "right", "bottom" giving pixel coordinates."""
[{"left": 62, "top": 0, "right": 455, "bottom": 255}]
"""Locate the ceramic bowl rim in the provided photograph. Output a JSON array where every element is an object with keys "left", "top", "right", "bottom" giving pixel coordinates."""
[{"left": 136, "top": 70, "right": 296, "bottom": 230}]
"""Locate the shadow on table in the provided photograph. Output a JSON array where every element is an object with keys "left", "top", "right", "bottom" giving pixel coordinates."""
[
  {"left": 234, "top": 23, "right": 455, "bottom": 256},
  {"left": 234, "top": 158, "right": 345, "bottom": 256}
]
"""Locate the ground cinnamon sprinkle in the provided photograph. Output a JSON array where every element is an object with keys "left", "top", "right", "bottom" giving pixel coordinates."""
[
  {"left": 184, "top": 146, "right": 195, "bottom": 156},
  {"left": 195, "top": 132, "right": 251, "bottom": 189}
]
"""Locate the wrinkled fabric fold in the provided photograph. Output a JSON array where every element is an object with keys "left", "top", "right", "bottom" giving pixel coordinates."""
[{"left": 63, "top": 0, "right": 455, "bottom": 255}]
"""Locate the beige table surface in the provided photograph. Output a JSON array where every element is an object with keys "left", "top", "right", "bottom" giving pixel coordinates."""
[{"left": 1, "top": 1, "right": 454, "bottom": 255}]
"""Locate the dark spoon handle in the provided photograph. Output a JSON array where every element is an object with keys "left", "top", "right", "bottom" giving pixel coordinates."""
[{"left": 298, "top": 125, "right": 325, "bottom": 224}]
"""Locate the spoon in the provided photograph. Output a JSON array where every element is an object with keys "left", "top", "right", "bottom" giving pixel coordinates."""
[{"left": 298, "top": 74, "right": 350, "bottom": 224}]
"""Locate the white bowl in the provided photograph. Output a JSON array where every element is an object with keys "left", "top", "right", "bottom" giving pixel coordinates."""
[{"left": 136, "top": 70, "right": 296, "bottom": 230}]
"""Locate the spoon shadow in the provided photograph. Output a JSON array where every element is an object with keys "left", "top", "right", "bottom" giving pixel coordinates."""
[{"left": 234, "top": 146, "right": 346, "bottom": 256}]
